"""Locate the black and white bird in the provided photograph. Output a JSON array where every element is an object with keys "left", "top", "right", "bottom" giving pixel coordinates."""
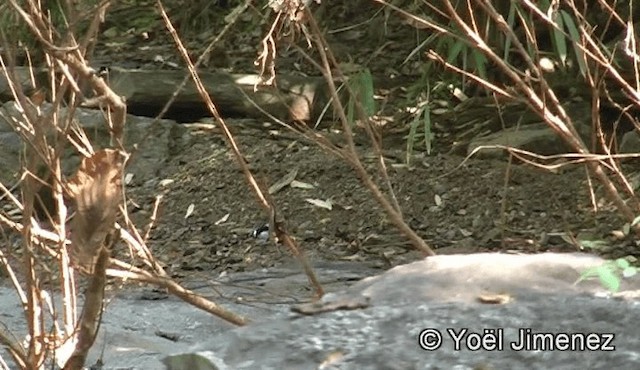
[{"left": 250, "top": 223, "right": 270, "bottom": 241}]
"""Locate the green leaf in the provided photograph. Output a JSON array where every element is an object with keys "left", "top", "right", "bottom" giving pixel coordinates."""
[
  {"left": 552, "top": 11, "right": 567, "bottom": 66},
  {"left": 403, "top": 34, "right": 437, "bottom": 65},
  {"left": 406, "top": 113, "right": 418, "bottom": 165},
  {"left": 579, "top": 263, "right": 623, "bottom": 293},
  {"left": 346, "top": 69, "right": 376, "bottom": 123},
  {"left": 423, "top": 105, "right": 432, "bottom": 155},
  {"left": 360, "top": 69, "right": 376, "bottom": 117},
  {"left": 579, "top": 239, "right": 609, "bottom": 249},
  {"left": 471, "top": 49, "right": 488, "bottom": 79},
  {"left": 447, "top": 40, "right": 465, "bottom": 64},
  {"left": 560, "top": 10, "right": 586, "bottom": 76},
  {"left": 537, "top": 0, "right": 551, "bottom": 11},
  {"left": 596, "top": 266, "right": 621, "bottom": 292},
  {"left": 615, "top": 258, "right": 631, "bottom": 269},
  {"left": 503, "top": 3, "right": 517, "bottom": 61},
  {"left": 346, "top": 93, "right": 355, "bottom": 126}
]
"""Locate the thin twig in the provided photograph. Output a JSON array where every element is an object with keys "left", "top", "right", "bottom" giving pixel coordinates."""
[{"left": 107, "top": 259, "right": 248, "bottom": 326}]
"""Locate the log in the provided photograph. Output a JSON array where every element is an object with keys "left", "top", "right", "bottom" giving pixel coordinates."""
[
  {"left": 0, "top": 67, "right": 329, "bottom": 122},
  {"left": 107, "top": 67, "right": 327, "bottom": 122}
]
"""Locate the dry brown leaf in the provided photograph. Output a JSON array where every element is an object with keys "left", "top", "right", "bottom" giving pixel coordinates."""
[{"left": 67, "top": 149, "right": 123, "bottom": 273}]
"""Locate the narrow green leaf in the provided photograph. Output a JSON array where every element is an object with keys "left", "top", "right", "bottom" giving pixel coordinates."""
[
  {"left": 447, "top": 40, "right": 465, "bottom": 64},
  {"left": 347, "top": 94, "right": 355, "bottom": 126},
  {"left": 361, "top": 69, "right": 376, "bottom": 117},
  {"left": 423, "top": 105, "right": 432, "bottom": 155},
  {"left": 561, "top": 10, "right": 586, "bottom": 76},
  {"left": 407, "top": 110, "right": 419, "bottom": 165},
  {"left": 471, "top": 49, "right": 488, "bottom": 79},
  {"left": 579, "top": 239, "right": 609, "bottom": 249},
  {"left": 504, "top": 2, "right": 517, "bottom": 61},
  {"left": 403, "top": 34, "right": 437, "bottom": 65},
  {"left": 552, "top": 11, "right": 567, "bottom": 66},
  {"left": 537, "top": 0, "right": 551, "bottom": 12}
]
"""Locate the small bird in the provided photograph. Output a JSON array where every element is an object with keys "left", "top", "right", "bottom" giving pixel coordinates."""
[{"left": 250, "top": 223, "right": 270, "bottom": 241}]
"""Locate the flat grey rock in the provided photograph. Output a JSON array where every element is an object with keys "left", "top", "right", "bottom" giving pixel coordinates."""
[
  {"left": 167, "top": 253, "right": 640, "bottom": 370},
  {"left": 1, "top": 253, "right": 638, "bottom": 369},
  {"left": 0, "top": 262, "right": 379, "bottom": 369}
]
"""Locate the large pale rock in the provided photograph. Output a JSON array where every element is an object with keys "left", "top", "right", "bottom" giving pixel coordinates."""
[
  {"left": 165, "top": 253, "right": 640, "bottom": 370},
  {"left": 1, "top": 253, "right": 638, "bottom": 369}
]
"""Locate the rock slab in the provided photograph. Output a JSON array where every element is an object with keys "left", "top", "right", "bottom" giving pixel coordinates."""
[{"left": 165, "top": 253, "right": 640, "bottom": 370}]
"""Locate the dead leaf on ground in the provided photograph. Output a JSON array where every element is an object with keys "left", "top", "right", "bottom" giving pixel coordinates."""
[
  {"left": 269, "top": 168, "right": 298, "bottom": 194},
  {"left": 159, "top": 179, "right": 175, "bottom": 187},
  {"left": 215, "top": 213, "right": 230, "bottom": 225},
  {"left": 290, "top": 180, "right": 314, "bottom": 189},
  {"left": 305, "top": 198, "right": 333, "bottom": 210},
  {"left": 434, "top": 194, "right": 442, "bottom": 206},
  {"left": 124, "top": 173, "right": 134, "bottom": 184},
  {"left": 185, "top": 203, "right": 195, "bottom": 219}
]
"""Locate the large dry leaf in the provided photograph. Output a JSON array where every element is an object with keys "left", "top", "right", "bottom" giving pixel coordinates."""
[{"left": 66, "top": 149, "right": 123, "bottom": 272}]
